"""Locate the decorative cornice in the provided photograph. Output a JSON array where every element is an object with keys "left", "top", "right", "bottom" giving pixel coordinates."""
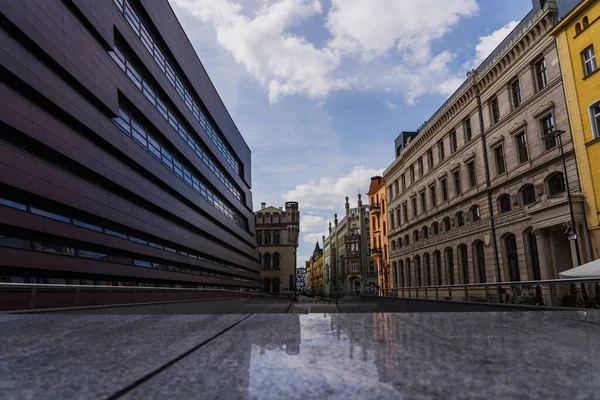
[
  {"left": 532, "top": 100, "right": 555, "bottom": 118},
  {"left": 509, "top": 119, "right": 528, "bottom": 135}
]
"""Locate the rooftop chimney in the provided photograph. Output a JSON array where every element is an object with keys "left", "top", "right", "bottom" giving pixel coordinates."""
[{"left": 261, "top": 202, "right": 266, "bottom": 210}]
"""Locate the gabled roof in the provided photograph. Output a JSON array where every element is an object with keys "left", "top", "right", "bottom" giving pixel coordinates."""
[
  {"left": 255, "top": 206, "right": 281, "bottom": 214},
  {"left": 367, "top": 176, "right": 384, "bottom": 196}
]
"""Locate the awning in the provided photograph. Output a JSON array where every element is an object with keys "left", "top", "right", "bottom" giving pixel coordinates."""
[{"left": 558, "top": 259, "right": 600, "bottom": 278}]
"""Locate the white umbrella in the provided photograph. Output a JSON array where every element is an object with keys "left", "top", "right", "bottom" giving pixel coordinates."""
[{"left": 559, "top": 258, "right": 600, "bottom": 278}]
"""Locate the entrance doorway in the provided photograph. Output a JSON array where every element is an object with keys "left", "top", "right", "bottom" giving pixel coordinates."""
[{"left": 504, "top": 234, "right": 520, "bottom": 282}]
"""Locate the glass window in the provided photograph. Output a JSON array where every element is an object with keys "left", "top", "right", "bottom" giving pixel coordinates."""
[
  {"left": 0, "top": 198, "right": 27, "bottom": 211},
  {"left": 490, "top": 97, "right": 500, "bottom": 124},
  {"left": 418, "top": 158, "right": 424, "bottom": 178},
  {"left": 0, "top": 236, "right": 32, "bottom": 250},
  {"left": 592, "top": 103, "right": 600, "bottom": 139},
  {"left": 467, "top": 161, "right": 476, "bottom": 188},
  {"left": 450, "top": 130, "right": 457, "bottom": 153},
  {"left": 420, "top": 191, "right": 426, "bottom": 212},
  {"left": 548, "top": 173, "right": 565, "bottom": 195},
  {"left": 516, "top": 132, "right": 529, "bottom": 163},
  {"left": 409, "top": 165, "right": 415, "bottom": 182},
  {"left": 441, "top": 178, "right": 448, "bottom": 201},
  {"left": 582, "top": 45, "right": 597, "bottom": 76},
  {"left": 541, "top": 114, "right": 556, "bottom": 150},
  {"left": 470, "top": 206, "right": 481, "bottom": 222},
  {"left": 438, "top": 140, "right": 445, "bottom": 161},
  {"left": 411, "top": 197, "right": 417, "bottom": 217},
  {"left": 34, "top": 242, "right": 75, "bottom": 256},
  {"left": 521, "top": 185, "right": 536, "bottom": 205},
  {"left": 78, "top": 250, "right": 108, "bottom": 260},
  {"left": 31, "top": 207, "right": 70, "bottom": 223},
  {"left": 73, "top": 220, "right": 103, "bottom": 232},
  {"left": 499, "top": 195, "right": 511, "bottom": 213},
  {"left": 133, "top": 260, "right": 152, "bottom": 268},
  {"left": 535, "top": 58, "right": 548, "bottom": 90},
  {"left": 149, "top": 242, "right": 163, "bottom": 249},
  {"left": 464, "top": 117, "right": 472, "bottom": 142},
  {"left": 429, "top": 185, "right": 437, "bottom": 207},
  {"left": 494, "top": 145, "right": 506, "bottom": 175},
  {"left": 129, "top": 236, "right": 148, "bottom": 245},
  {"left": 453, "top": 170, "right": 462, "bottom": 195},
  {"left": 511, "top": 79, "right": 521, "bottom": 108},
  {"left": 427, "top": 149, "right": 434, "bottom": 169},
  {"left": 401, "top": 174, "right": 406, "bottom": 190}
]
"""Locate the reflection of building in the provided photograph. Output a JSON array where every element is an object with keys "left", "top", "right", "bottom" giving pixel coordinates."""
[
  {"left": 323, "top": 195, "right": 376, "bottom": 295},
  {"left": 255, "top": 202, "right": 300, "bottom": 293},
  {"left": 385, "top": 0, "right": 591, "bottom": 291},
  {"left": 550, "top": 0, "right": 600, "bottom": 259},
  {"left": 296, "top": 267, "right": 306, "bottom": 292},
  {"left": 367, "top": 176, "right": 391, "bottom": 289},
  {"left": 0, "top": 0, "right": 261, "bottom": 289},
  {"left": 307, "top": 240, "right": 324, "bottom": 295}
]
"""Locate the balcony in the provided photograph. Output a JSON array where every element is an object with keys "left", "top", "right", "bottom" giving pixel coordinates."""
[
  {"left": 370, "top": 248, "right": 382, "bottom": 256},
  {"left": 369, "top": 203, "right": 381, "bottom": 215}
]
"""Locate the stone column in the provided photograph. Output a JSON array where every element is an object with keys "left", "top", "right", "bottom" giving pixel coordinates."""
[{"left": 534, "top": 228, "right": 553, "bottom": 306}]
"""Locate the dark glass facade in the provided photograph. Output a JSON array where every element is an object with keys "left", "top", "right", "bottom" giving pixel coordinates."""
[{"left": 0, "top": 0, "right": 261, "bottom": 289}]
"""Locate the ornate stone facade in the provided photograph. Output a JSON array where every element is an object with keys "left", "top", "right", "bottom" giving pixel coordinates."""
[{"left": 384, "top": 1, "right": 589, "bottom": 294}]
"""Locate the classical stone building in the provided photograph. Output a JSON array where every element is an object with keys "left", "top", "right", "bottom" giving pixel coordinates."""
[
  {"left": 323, "top": 195, "right": 376, "bottom": 295},
  {"left": 255, "top": 202, "right": 299, "bottom": 294},
  {"left": 384, "top": 0, "right": 591, "bottom": 296},
  {"left": 550, "top": 0, "right": 600, "bottom": 260},
  {"left": 367, "top": 176, "right": 391, "bottom": 289}
]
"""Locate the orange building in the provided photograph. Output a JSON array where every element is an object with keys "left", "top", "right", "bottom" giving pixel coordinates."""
[{"left": 367, "top": 176, "right": 390, "bottom": 289}]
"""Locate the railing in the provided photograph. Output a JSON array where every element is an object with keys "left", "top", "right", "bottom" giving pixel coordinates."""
[
  {"left": 0, "top": 283, "right": 288, "bottom": 311},
  {"left": 369, "top": 203, "right": 381, "bottom": 213},
  {"left": 370, "top": 248, "right": 382, "bottom": 255},
  {"left": 358, "top": 278, "right": 600, "bottom": 309}
]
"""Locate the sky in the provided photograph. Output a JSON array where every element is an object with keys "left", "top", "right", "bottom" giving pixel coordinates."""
[{"left": 168, "top": 0, "right": 533, "bottom": 268}]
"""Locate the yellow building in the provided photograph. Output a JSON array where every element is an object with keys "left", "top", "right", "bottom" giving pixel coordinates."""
[
  {"left": 367, "top": 176, "right": 390, "bottom": 289},
  {"left": 551, "top": 0, "right": 600, "bottom": 260},
  {"left": 307, "top": 240, "right": 324, "bottom": 295}
]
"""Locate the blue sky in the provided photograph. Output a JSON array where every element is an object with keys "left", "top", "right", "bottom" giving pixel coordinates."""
[{"left": 169, "top": 0, "right": 533, "bottom": 266}]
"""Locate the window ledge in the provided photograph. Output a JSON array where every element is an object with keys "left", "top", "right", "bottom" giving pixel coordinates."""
[
  {"left": 585, "top": 136, "right": 600, "bottom": 147},
  {"left": 583, "top": 67, "right": 600, "bottom": 81}
]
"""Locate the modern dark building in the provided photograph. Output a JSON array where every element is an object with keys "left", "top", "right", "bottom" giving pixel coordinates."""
[
  {"left": 394, "top": 131, "right": 418, "bottom": 158},
  {"left": 0, "top": 0, "right": 261, "bottom": 289}
]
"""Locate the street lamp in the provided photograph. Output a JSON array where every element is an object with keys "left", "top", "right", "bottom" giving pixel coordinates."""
[{"left": 543, "top": 129, "right": 581, "bottom": 266}]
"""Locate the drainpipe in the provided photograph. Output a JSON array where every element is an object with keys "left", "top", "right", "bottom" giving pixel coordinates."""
[{"left": 474, "top": 77, "right": 503, "bottom": 301}]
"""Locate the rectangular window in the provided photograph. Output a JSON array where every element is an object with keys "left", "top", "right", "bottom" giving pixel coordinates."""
[
  {"left": 516, "top": 132, "right": 529, "bottom": 163},
  {"left": 453, "top": 170, "right": 462, "bottom": 195},
  {"left": 541, "top": 114, "right": 556, "bottom": 150},
  {"left": 438, "top": 140, "right": 445, "bottom": 161},
  {"left": 388, "top": 186, "right": 393, "bottom": 200},
  {"left": 494, "top": 145, "right": 506, "bottom": 175},
  {"left": 420, "top": 192, "right": 426, "bottom": 212},
  {"left": 418, "top": 158, "right": 424, "bottom": 178},
  {"left": 403, "top": 204, "right": 408, "bottom": 222},
  {"left": 104, "top": 228, "right": 128, "bottom": 239},
  {"left": 30, "top": 207, "right": 70, "bottom": 223},
  {"left": 464, "top": 117, "right": 472, "bottom": 142},
  {"left": 427, "top": 149, "right": 434, "bottom": 169},
  {"left": 0, "top": 235, "right": 32, "bottom": 250},
  {"left": 441, "top": 178, "right": 448, "bottom": 201},
  {"left": 0, "top": 198, "right": 27, "bottom": 211},
  {"left": 401, "top": 174, "right": 406, "bottom": 190},
  {"left": 582, "top": 45, "right": 597, "bottom": 76},
  {"left": 511, "top": 79, "right": 521, "bottom": 108},
  {"left": 450, "top": 130, "right": 458, "bottom": 153},
  {"left": 592, "top": 103, "right": 600, "bottom": 139},
  {"left": 273, "top": 230, "right": 280, "bottom": 244},
  {"left": 393, "top": 180, "right": 399, "bottom": 197},
  {"left": 430, "top": 185, "right": 437, "bottom": 207},
  {"left": 73, "top": 220, "right": 103, "bottom": 232},
  {"left": 409, "top": 165, "right": 415, "bottom": 183},
  {"left": 535, "top": 58, "right": 548, "bottom": 90},
  {"left": 467, "top": 161, "right": 476, "bottom": 188},
  {"left": 411, "top": 197, "right": 417, "bottom": 217},
  {"left": 490, "top": 97, "right": 500, "bottom": 124}
]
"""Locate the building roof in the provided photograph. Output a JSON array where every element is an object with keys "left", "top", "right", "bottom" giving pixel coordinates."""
[
  {"left": 255, "top": 206, "right": 281, "bottom": 214},
  {"left": 367, "top": 176, "right": 384, "bottom": 196},
  {"left": 314, "top": 240, "right": 322, "bottom": 254}
]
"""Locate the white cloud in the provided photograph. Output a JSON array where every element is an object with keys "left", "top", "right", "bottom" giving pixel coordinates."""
[
  {"left": 282, "top": 166, "right": 383, "bottom": 209},
  {"left": 171, "top": 0, "right": 349, "bottom": 103},
  {"left": 384, "top": 100, "right": 397, "bottom": 109},
  {"left": 468, "top": 20, "right": 519, "bottom": 69},
  {"left": 326, "top": 0, "right": 479, "bottom": 62}
]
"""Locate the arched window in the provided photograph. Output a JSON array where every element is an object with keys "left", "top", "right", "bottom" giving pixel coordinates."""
[
  {"left": 404, "top": 234, "right": 410, "bottom": 246},
  {"left": 273, "top": 277, "right": 281, "bottom": 293},
  {"left": 423, "top": 253, "right": 431, "bottom": 286},
  {"left": 263, "top": 252, "right": 271, "bottom": 269},
  {"left": 398, "top": 238, "right": 402, "bottom": 249},
  {"left": 391, "top": 240, "right": 396, "bottom": 250},
  {"left": 547, "top": 173, "right": 565, "bottom": 196},
  {"left": 432, "top": 222, "right": 439, "bottom": 235},
  {"left": 433, "top": 250, "right": 442, "bottom": 285},
  {"left": 455, "top": 211, "right": 465, "bottom": 227},
  {"left": 273, "top": 252, "right": 281, "bottom": 269},
  {"left": 576, "top": 22, "right": 582, "bottom": 34},
  {"left": 381, "top": 199, "right": 385, "bottom": 213},
  {"left": 399, "top": 259, "right": 405, "bottom": 287},
  {"left": 414, "top": 255, "right": 422, "bottom": 286},
  {"left": 443, "top": 217, "right": 451, "bottom": 232},
  {"left": 421, "top": 226, "right": 429, "bottom": 239},
  {"left": 413, "top": 229, "right": 419, "bottom": 242},
  {"left": 469, "top": 205, "right": 481, "bottom": 222},
  {"left": 498, "top": 194, "right": 511, "bottom": 213},
  {"left": 264, "top": 278, "right": 271, "bottom": 292},
  {"left": 583, "top": 16, "right": 589, "bottom": 28},
  {"left": 445, "top": 247, "right": 455, "bottom": 285},
  {"left": 472, "top": 240, "right": 486, "bottom": 283},
  {"left": 405, "top": 258, "right": 412, "bottom": 286},
  {"left": 392, "top": 261, "right": 397, "bottom": 286},
  {"left": 520, "top": 184, "right": 536, "bottom": 206}
]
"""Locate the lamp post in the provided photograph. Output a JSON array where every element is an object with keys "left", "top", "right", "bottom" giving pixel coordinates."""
[{"left": 543, "top": 129, "right": 582, "bottom": 266}]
